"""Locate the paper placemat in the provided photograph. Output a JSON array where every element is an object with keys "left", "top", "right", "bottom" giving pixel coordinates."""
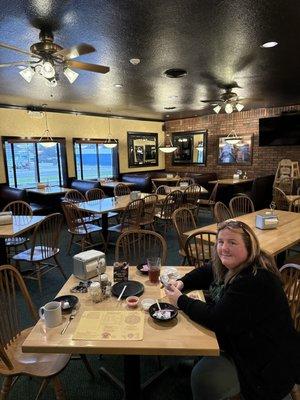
[{"left": 73, "top": 311, "right": 144, "bottom": 341}]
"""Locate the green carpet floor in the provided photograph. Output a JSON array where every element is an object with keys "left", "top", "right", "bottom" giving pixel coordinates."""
[{"left": 0, "top": 210, "right": 214, "bottom": 400}]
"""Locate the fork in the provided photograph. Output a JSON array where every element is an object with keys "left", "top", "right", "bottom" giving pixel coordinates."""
[{"left": 61, "top": 308, "right": 77, "bottom": 335}]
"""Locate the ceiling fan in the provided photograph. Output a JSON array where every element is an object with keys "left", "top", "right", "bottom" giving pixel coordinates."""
[
  {"left": 201, "top": 86, "right": 245, "bottom": 114},
  {"left": 0, "top": 29, "right": 110, "bottom": 86}
]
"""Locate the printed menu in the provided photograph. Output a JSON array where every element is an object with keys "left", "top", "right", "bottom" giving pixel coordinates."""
[{"left": 72, "top": 311, "right": 144, "bottom": 340}]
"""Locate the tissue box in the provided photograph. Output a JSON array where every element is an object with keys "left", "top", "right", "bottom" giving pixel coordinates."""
[
  {"left": 73, "top": 250, "right": 106, "bottom": 280},
  {"left": 0, "top": 211, "right": 13, "bottom": 226},
  {"left": 233, "top": 174, "right": 240, "bottom": 180},
  {"left": 255, "top": 213, "right": 278, "bottom": 230},
  {"left": 166, "top": 174, "right": 173, "bottom": 178}
]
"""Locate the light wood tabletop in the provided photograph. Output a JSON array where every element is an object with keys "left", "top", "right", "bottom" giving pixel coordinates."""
[
  {"left": 22, "top": 266, "right": 218, "bottom": 356},
  {"left": 26, "top": 186, "right": 69, "bottom": 195},
  {"left": 286, "top": 195, "right": 300, "bottom": 203},
  {"left": 184, "top": 209, "right": 300, "bottom": 256},
  {"left": 208, "top": 178, "right": 254, "bottom": 185}
]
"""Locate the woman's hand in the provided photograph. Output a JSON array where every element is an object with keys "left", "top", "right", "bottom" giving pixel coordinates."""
[
  {"left": 168, "top": 279, "right": 184, "bottom": 291},
  {"left": 164, "top": 284, "right": 183, "bottom": 307}
]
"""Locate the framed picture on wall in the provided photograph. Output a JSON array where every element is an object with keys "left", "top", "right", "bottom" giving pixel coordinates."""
[{"left": 218, "top": 135, "right": 253, "bottom": 165}]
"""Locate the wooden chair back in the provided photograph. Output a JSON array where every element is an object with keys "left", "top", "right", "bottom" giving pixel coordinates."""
[
  {"left": 0, "top": 264, "right": 37, "bottom": 370},
  {"left": 172, "top": 207, "right": 196, "bottom": 253},
  {"left": 114, "top": 183, "right": 131, "bottom": 197},
  {"left": 289, "top": 198, "right": 300, "bottom": 213},
  {"left": 273, "top": 187, "right": 290, "bottom": 211},
  {"left": 29, "top": 213, "right": 63, "bottom": 260},
  {"left": 209, "top": 182, "right": 219, "bottom": 203},
  {"left": 229, "top": 195, "right": 255, "bottom": 217},
  {"left": 279, "top": 263, "right": 300, "bottom": 331},
  {"left": 185, "top": 229, "right": 217, "bottom": 268},
  {"left": 62, "top": 202, "right": 87, "bottom": 233},
  {"left": 183, "top": 184, "right": 201, "bottom": 208},
  {"left": 64, "top": 189, "right": 86, "bottom": 203},
  {"left": 158, "top": 190, "right": 183, "bottom": 219},
  {"left": 141, "top": 194, "right": 158, "bottom": 225},
  {"left": 214, "top": 201, "right": 233, "bottom": 222},
  {"left": 120, "top": 198, "right": 144, "bottom": 230},
  {"left": 115, "top": 229, "right": 167, "bottom": 265},
  {"left": 2, "top": 200, "right": 33, "bottom": 216},
  {"left": 156, "top": 185, "right": 169, "bottom": 195},
  {"left": 85, "top": 188, "right": 106, "bottom": 201}
]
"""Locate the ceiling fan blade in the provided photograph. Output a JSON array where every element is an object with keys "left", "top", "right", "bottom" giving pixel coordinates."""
[
  {"left": 201, "top": 99, "right": 220, "bottom": 103},
  {"left": 0, "top": 61, "right": 32, "bottom": 68},
  {"left": 53, "top": 43, "right": 96, "bottom": 60},
  {"left": 0, "top": 42, "right": 37, "bottom": 58},
  {"left": 66, "top": 60, "right": 110, "bottom": 74}
]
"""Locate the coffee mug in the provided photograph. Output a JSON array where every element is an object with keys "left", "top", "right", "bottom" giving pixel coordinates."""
[{"left": 39, "top": 301, "right": 62, "bottom": 328}]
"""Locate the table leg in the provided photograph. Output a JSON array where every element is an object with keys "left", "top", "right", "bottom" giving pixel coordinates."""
[
  {"left": 124, "top": 355, "right": 141, "bottom": 400},
  {"left": 101, "top": 213, "right": 109, "bottom": 242},
  {"left": 0, "top": 237, "right": 8, "bottom": 265}
]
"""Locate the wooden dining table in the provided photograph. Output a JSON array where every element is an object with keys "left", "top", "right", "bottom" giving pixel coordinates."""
[
  {"left": 22, "top": 266, "right": 219, "bottom": 399},
  {"left": 0, "top": 215, "right": 45, "bottom": 264},
  {"left": 183, "top": 209, "right": 300, "bottom": 256},
  {"left": 77, "top": 193, "right": 165, "bottom": 239},
  {"left": 26, "top": 186, "right": 70, "bottom": 195},
  {"left": 208, "top": 178, "right": 254, "bottom": 185}
]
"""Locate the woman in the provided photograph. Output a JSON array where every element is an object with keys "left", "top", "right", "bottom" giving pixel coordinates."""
[{"left": 165, "top": 220, "right": 300, "bottom": 400}]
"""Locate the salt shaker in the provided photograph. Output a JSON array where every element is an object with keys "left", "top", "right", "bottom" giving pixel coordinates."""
[{"left": 89, "top": 282, "right": 102, "bottom": 303}]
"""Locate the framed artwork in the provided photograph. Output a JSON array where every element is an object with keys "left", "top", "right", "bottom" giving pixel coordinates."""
[
  {"left": 218, "top": 135, "right": 252, "bottom": 165},
  {"left": 127, "top": 132, "right": 158, "bottom": 167},
  {"left": 172, "top": 130, "right": 207, "bottom": 165}
]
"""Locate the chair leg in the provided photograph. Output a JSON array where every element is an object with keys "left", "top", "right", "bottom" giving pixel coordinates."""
[
  {"left": 66, "top": 234, "right": 74, "bottom": 255},
  {"left": 51, "top": 375, "right": 66, "bottom": 400},
  {"left": 79, "top": 354, "right": 95, "bottom": 379},
  {"left": 0, "top": 376, "right": 13, "bottom": 400},
  {"left": 34, "top": 378, "right": 50, "bottom": 400},
  {"left": 54, "top": 255, "right": 67, "bottom": 280},
  {"left": 36, "top": 263, "right": 43, "bottom": 294}
]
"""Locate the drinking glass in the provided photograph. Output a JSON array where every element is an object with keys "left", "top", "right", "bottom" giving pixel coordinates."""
[{"left": 147, "top": 257, "right": 161, "bottom": 284}]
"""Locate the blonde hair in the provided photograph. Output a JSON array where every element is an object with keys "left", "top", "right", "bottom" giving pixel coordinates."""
[{"left": 213, "top": 220, "right": 280, "bottom": 284}]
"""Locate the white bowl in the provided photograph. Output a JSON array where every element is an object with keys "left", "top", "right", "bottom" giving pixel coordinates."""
[{"left": 141, "top": 298, "right": 155, "bottom": 311}]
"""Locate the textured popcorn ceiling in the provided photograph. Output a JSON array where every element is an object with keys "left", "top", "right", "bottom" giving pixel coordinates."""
[{"left": 0, "top": 0, "right": 299, "bottom": 120}]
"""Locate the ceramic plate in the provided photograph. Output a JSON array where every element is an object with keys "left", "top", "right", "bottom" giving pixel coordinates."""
[
  {"left": 54, "top": 295, "right": 79, "bottom": 310},
  {"left": 149, "top": 302, "right": 178, "bottom": 322},
  {"left": 111, "top": 280, "right": 144, "bottom": 299}
]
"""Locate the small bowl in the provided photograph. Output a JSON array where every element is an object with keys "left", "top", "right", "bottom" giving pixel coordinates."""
[
  {"left": 141, "top": 298, "right": 155, "bottom": 311},
  {"left": 126, "top": 296, "right": 139, "bottom": 308}
]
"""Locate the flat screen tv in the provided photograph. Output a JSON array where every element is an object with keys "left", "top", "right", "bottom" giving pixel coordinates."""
[{"left": 259, "top": 114, "right": 300, "bottom": 146}]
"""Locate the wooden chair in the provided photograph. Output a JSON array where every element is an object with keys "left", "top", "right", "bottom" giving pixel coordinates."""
[
  {"left": 2, "top": 201, "right": 33, "bottom": 258},
  {"left": 114, "top": 183, "right": 131, "bottom": 197},
  {"left": 85, "top": 188, "right": 118, "bottom": 222},
  {"left": 85, "top": 188, "right": 106, "bottom": 200},
  {"left": 64, "top": 189, "right": 86, "bottom": 203},
  {"left": 139, "top": 194, "right": 158, "bottom": 230},
  {"left": 12, "top": 213, "right": 67, "bottom": 294},
  {"left": 172, "top": 207, "right": 197, "bottom": 265},
  {"left": 107, "top": 198, "right": 144, "bottom": 237},
  {"left": 115, "top": 229, "right": 167, "bottom": 265},
  {"left": 155, "top": 185, "right": 169, "bottom": 195},
  {"left": 197, "top": 182, "right": 219, "bottom": 216},
  {"left": 273, "top": 187, "right": 290, "bottom": 211},
  {"left": 229, "top": 195, "right": 255, "bottom": 217},
  {"left": 182, "top": 184, "right": 202, "bottom": 214},
  {"left": 278, "top": 176, "right": 294, "bottom": 195},
  {"left": 185, "top": 229, "right": 217, "bottom": 268},
  {"left": 279, "top": 264, "right": 300, "bottom": 332},
  {"left": 154, "top": 190, "right": 183, "bottom": 235},
  {"left": 289, "top": 198, "right": 300, "bottom": 213},
  {"left": 0, "top": 264, "right": 70, "bottom": 400},
  {"left": 62, "top": 202, "right": 106, "bottom": 255},
  {"left": 214, "top": 201, "right": 233, "bottom": 223}
]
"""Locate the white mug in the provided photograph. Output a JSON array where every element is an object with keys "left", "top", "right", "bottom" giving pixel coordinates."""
[{"left": 39, "top": 301, "right": 62, "bottom": 328}]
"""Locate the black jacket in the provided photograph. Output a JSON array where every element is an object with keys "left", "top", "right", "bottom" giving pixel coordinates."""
[{"left": 178, "top": 264, "right": 300, "bottom": 400}]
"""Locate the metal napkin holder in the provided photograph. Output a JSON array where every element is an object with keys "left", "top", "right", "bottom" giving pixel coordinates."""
[
  {"left": 255, "top": 212, "right": 278, "bottom": 230},
  {"left": 73, "top": 249, "right": 106, "bottom": 280}
]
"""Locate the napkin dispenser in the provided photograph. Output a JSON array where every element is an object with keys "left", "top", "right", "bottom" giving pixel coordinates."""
[
  {"left": 233, "top": 174, "right": 240, "bottom": 180},
  {"left": 37, "top": 182, "right": 47, "bottom": 189},
  {"left": 0, "top": 211, "right": 13, "bottom": 226},
  {"left": 255, "top": 213, "right": 279, "bottom": 230},
  {"left": 73, "top": 250, "right": 106, "bottom": 280}
]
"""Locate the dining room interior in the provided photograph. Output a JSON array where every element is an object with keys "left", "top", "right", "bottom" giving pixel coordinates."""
[{"left": 0, "top": 1, "right": 300, "bottom": 400}]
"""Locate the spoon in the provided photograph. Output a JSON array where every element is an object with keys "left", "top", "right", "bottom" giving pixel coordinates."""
[{"left": 61, "top": 308, "right": 77, "bottom": 335}]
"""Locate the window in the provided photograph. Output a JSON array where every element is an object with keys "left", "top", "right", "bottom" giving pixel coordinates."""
[
  {"left": 74, "top": 139, "right": 119, "bottom": 180},
  {"left": 2, "top": 137, "right": 67, "bottom": 188}
]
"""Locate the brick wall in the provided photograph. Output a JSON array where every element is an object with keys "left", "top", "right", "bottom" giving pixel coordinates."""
[{"left": 164, "top": 105, "right": 300, "bottom": 179}]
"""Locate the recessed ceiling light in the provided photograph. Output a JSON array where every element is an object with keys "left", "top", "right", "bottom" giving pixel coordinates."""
[
  {"left": 168, "top": 95, "right": 178, "bottom": 100},
  {"left": 129, "top": 58, "right": 141, "bottom": 65},
  {"left": 260, "top": 41, "right": 278, "bottom": 48},
  {"left": 164, "top": 106, "right": 176, "bottom": 110},
  {"left": 165, "top": 114, "right": 170, "bottom": 117},
  {"left": 164, "top": 68, "right": 187, "bottom": 78},
  {"left": 114, "top": 84, "right": 123, "bottom": 88}
]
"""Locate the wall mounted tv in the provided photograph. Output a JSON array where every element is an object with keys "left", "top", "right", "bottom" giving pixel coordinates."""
[{"left": 259, "top": 114, "right": 300, "bottom": 146}]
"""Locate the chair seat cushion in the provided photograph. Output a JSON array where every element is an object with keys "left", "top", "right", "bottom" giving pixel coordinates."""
[{"left": 13, "top": 246, "right": 59, "bottom": 262}]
